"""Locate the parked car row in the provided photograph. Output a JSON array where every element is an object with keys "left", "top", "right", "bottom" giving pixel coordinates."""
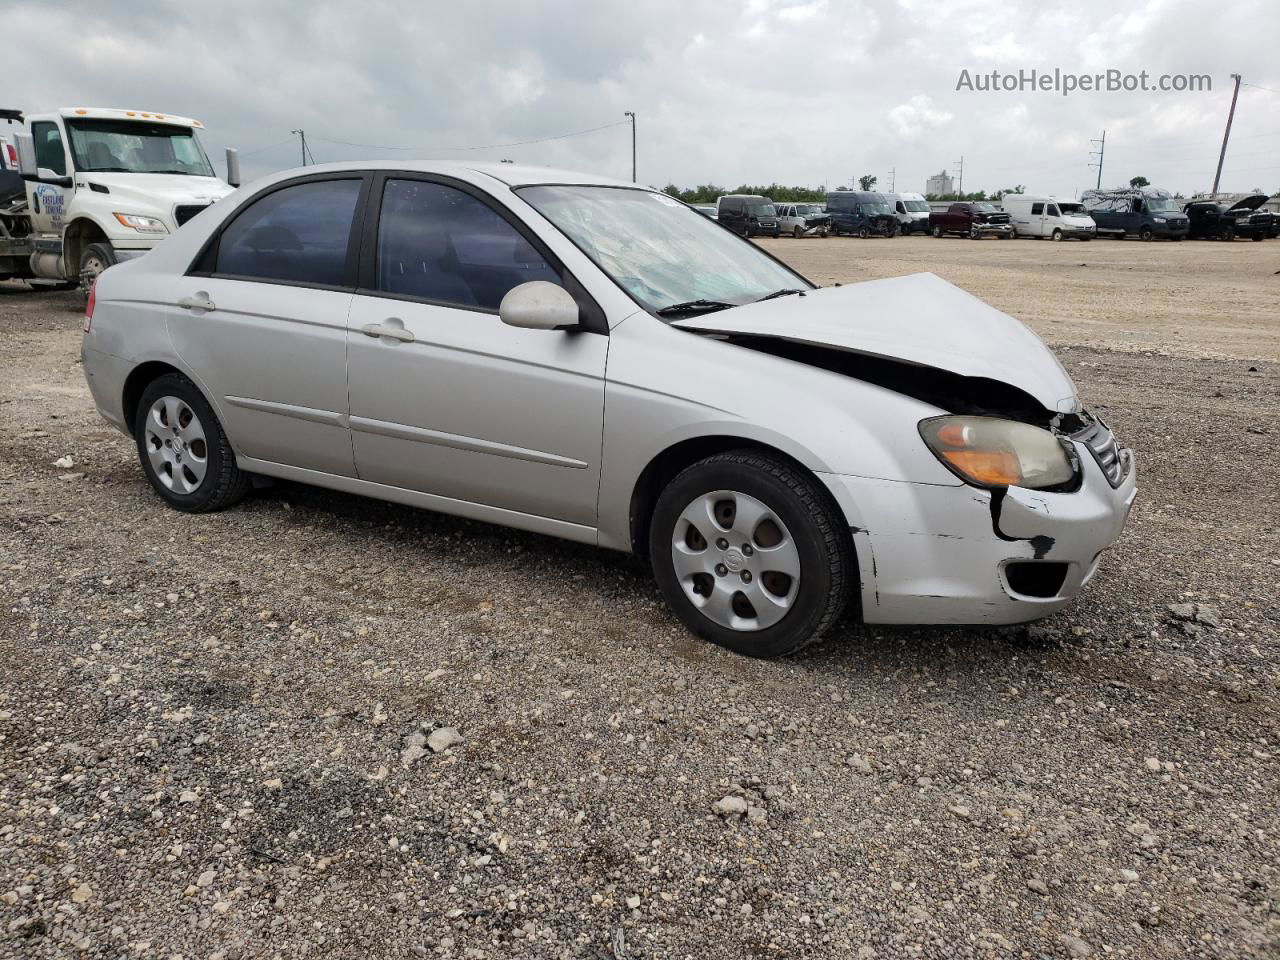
[{"left": 692, "top": 185, "right": 1278, "bottom": 243}]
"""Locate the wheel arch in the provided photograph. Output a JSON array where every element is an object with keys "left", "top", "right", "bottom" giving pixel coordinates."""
[
  {"left": 121, "top": 360, "right": 186, "bottom": 436},
  {"left": 63, "top": 217, "right": 110, "bottom": 278},
  {"left": 626, "top": 434, "right": 852, "bottom": 560}
]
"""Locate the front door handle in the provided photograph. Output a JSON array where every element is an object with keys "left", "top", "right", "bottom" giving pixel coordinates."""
[
  {"left": 177, "top": 294, "right": 216, "bottom": 312},
  {"left": 361, "top": 320, "right": 415, "bottom": 344}
]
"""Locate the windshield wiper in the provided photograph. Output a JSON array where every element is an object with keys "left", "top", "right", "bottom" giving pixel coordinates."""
[
  {"left": 656, "top": 299, "right": 735, "bottom": 317},
  {"left": 753, "top": 288, "right": 805, "bottom": 303}
]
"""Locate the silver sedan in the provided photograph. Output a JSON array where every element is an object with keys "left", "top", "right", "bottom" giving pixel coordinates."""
[{"left": 81, "top": 162, "right": 1136, "bottom": 657}]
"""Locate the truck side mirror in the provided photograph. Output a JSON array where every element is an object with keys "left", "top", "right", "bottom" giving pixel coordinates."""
[{"left": 225, "top": 148, "right": 241, "bottom": 188}]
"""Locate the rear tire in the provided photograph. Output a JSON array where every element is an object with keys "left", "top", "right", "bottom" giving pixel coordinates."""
[
  {"left": 134, "top": 373, "right": 250, "bottom": 513},
  {"left": 649, "top": 451, "right": 853, "bottom": 658}
]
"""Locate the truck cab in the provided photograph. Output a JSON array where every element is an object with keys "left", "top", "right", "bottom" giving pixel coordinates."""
[
  {"left": 889, "top": 192, "right": 931, "bottom": 235},
  {"left": 8, "top": 107, "right": 235, "bottom": 288},
  {"left": 928, "top": 202, "right": 1013, "bottom": 239},
  {"left": 1182, "top": 194, "right": 1271, "bottom": 242}
]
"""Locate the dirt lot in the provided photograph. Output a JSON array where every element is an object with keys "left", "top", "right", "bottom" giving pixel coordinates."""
[{"left": 1, "top": 236, "right": 1278, "bottom": 960}]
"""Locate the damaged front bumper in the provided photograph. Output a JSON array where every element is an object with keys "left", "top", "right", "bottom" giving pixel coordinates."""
[{"left": 819, "top": 440, "right": 1137, "bottom": 625}]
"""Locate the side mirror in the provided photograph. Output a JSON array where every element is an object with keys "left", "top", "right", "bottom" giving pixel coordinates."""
[
  {"left": 225, "top": 147, "right": 241, "bottom": 188},
  {"left": 28, "top": 167, "right": 73, "bottom": 187},
  {"left": 499, "top": 281, "right": 579, "bottom": 331}
]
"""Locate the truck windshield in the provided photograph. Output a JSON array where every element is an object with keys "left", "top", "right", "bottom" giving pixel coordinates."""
[
  {"left": 748, "top": 203, "right": 776, "bottom": 216},
  {"left": 795, "top": 205, "right": 823, "bottom": 215},
  {"left": 519, "top": 185, "right": 811, "bottom": 316},
  {"left": 1145, "top": 198, "right": 1178, "bottom": 213},
  {"left": 1058, "top": 203, "right": 1086, "bottom": 215},
  {"left": 866, "top": 203, "right": 892, "bottom": 215},
  {"left": 66, "top": 119, "right": 215, "bottom": 176},
  {"left": 902, "top": 200, "right": 929, "bottom": 212}
]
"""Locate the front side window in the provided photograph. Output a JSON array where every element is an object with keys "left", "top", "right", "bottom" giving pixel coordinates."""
[
  {"left": 215, "top": 178, "right": 361, "bottom": 286},
  {"left": 376, "top": 179, "right": 560, "bottom": 310},
  {"left": 1047, "top": 204, "right": 1060, "bottom": 217},
  {"left": 66, "top": 120, "right": 215, "bottom": 176},
  {"left": 31, "top": 122, "right": 67, "bottom": 175},
  {"left": 520, "top": 185, "right": 810, "bottom": 316}
]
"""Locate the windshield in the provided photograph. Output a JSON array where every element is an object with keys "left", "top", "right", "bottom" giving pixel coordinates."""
[
  {"left": 902, "top": 200, "right": 929, "bottom": 212},
  {"left": 1058, "top": 202, "right": 1086, "bottom": 215},
  {"left": 865, "top": 203, "right": 892, "bottom": 215},
  {"left": 795, "top": 204, "right": 823, "bottom": 215},
  {"left": 519, "top": 186, "right": 811, "bottom": 315},
  {"left": 1145, "top": 197, "right": 1178, "bottom": 213},
  {"left": 749, "top": 203, "right": 776, "bottom": 217},
  {"left": 66, "top": 119, "right": 215, "bottom": 176},
  {"left": 974, "top": 203, "right": 998, "bottom": 212}
]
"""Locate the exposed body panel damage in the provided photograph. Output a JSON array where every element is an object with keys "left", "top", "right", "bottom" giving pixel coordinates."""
[
  {"left": 666, "top": 274, "right": 1134, "bottom": 624},
  {"left": 669, "top": 272, "right": 1080, "bottom": 414}
]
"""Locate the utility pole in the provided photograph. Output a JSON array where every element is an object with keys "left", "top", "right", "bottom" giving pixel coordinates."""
[
  {"left": 952, "top": 156, "right": 964, "bottom": 196},
  {"left": 291, "top": 129, "right": 308, "bottom": 167},
  {"left": 1088, "top": 130, "right": 1106, "bottom": 189},
  {"left": 887, "top": 167, "right": 896, "bottom": 191},
  {"left": 623, "top": 111, "right": 636, "bottom": 183},
  {"left": 1212, "top": 73, "right": 1242, "bottom": 198}
]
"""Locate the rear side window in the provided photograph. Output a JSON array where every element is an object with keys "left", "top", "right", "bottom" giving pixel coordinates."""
[
  {"left": 1031, "top": 202, "right": 1044, "bottom": 215},
  {"left": 32, "top": 121, "right": 67, "bottom": 176},
  {"left": 215, "top": 179, "right": 361, "bottom": 286},
  {"left": 375, "top": 178, "right": 561, "bottom": 311}
]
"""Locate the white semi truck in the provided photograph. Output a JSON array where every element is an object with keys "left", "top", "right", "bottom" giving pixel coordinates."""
[{"left": 0, "top": 106, "right": 240, "bottom": 290}]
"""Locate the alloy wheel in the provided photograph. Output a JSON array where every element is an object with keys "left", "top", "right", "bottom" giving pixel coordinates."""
[
  {"left": 670, "top": 490, "right": 801, "bottom": 631},
  {"left": 144, "top": 395, "right": 208, "bottom": 494}
]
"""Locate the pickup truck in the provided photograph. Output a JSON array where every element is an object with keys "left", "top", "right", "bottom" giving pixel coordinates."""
[{"left": 929, "top": 202, "right": 1014, "bottom": 239}]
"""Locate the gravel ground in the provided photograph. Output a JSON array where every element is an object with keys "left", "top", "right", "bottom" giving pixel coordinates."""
[{"left": 1, "top": 236, "right": 1278, "bottom": 960}]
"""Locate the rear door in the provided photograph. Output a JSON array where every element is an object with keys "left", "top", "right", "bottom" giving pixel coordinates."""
[
  {"left": 171, "top": 173, "right": 369, "bottom": 477},
  {"left": 345, "top": 174, "right": 608, "bottom": 527}
]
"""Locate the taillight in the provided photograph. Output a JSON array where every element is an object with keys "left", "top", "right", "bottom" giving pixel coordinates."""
[{"left": 83, "top": 281, "right": 97, "bottom": 333}]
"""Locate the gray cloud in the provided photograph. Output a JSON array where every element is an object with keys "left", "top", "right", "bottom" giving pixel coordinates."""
[{"left": 4, "top": 0, "right": 1277, "bottom": 197}]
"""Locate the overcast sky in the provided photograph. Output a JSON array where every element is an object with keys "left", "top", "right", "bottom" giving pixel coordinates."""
[{"left": 5, "top": 0, "right": 1277, "bottom": 198}]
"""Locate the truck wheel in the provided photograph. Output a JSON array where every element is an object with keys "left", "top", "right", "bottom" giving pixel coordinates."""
[
  {"left": 857, "top": 226, "right": 869, "bottom": 239},
  {"left": 1051, "top": 229, "right": 1063, "bottom": 242},
  {"left": 969, "top": 227, "right": 980, "bottom": 239},
  {"left": 1218, "top": 226, "right": 1235, "bottom": 242},
  {"left": 649, "top": 450, "right": 853, "bottom": 658},
  {"left": 932, "top": 225, "right": 943, "bottom": 238},
  {"left": 1251, "top": 233, "right": 1263, "bottom": 242},
  {"left": 79, "top": 243, "right": 116, "bottom": 292},
  {"left": 1138, "top": 226, "right": 1154, "bottom": 242},
  {"left": 793, "top": 226, "right": 803, "bottom": 238}
]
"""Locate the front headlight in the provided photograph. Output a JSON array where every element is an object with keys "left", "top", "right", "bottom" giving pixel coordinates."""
[
  {"left": 113, "top": 212, "right": 168, "bottom": 234},
  {"left": 1153, "top": 217, "right": 1167, "bottom": 223},
  {"left": 919, "top": 416, "right": 1077, "bottom": 489}
]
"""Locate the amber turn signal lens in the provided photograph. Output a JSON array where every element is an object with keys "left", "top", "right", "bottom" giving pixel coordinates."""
[{"left": 939, "top": 449, "right": 1021, "bottom": 486}]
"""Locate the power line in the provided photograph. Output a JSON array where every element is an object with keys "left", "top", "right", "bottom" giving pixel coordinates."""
[{"left": 309, "top": 119, "right": 631, "bottom": 154}]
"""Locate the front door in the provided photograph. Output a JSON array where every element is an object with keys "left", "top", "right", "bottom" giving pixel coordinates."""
[
  {"left": 27, "top": 120, "right": 73, "bottom": 237},
  {"left": 169, "top": 174, "right": 368, "bottom": 478},
  {"left": 346, "top": 175, "right": 608, "bottom": 528}
]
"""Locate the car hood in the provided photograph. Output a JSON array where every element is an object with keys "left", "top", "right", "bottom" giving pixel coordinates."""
[
  {"left": 79, "top": 173, "right": 233, "bottom": 215},
  {"left": 669, "top": 272, "right": 1079, "bottom": 413},
  {"left": 1226, "top": 193, "right": 1270, "bottom": 212}
]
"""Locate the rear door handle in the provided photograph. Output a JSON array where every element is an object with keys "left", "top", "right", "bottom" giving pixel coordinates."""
[
  {"left": 177, "top": 295, "right": 216, "bottom": 312},
  {"left": 361, "top": 320, "right": 415, "bottom": 343}
]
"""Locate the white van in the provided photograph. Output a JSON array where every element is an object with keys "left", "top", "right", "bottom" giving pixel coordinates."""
[
  {"left": 1002, "top": 195, "right": 1095, "bottom": 241},
  {"left": 890, "top": 192, "right": 931, "bottom": 235}
]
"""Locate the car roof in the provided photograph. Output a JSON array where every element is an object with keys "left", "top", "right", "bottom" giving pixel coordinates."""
[{"left": 244, "top": 160, "right": 640, "bottom": 191}]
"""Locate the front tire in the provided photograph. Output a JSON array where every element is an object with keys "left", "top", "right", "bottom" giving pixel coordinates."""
[
  {"left": 857, "top": 226, "right": 869, "bottom": 239},
  {"left": 649, "top": 451, "right": 853, "bottom": 658},
  {"left": 932, "top": 225, "right": 944, "bottom": 238},
  {"left": 1051, "top": 229, "right": 1063, "bottom": 242},
  {"left": 79, "top": 242, "right": 116, "bottom": 293},
  {"left": 135, "top": 373, "right": 250, "bottom": 513},
  {"left": 1139, "top": 226, "right": 1154, "bottom": 241}
]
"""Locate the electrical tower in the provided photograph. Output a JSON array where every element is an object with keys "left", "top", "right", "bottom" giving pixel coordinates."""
[{"left": 1088, "top": 131, "right": 1106, "bottom": 189}]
